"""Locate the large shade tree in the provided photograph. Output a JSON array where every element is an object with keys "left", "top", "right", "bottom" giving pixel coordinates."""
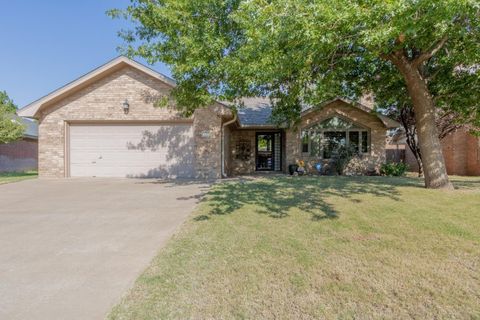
[
  {"left": 109, "top": 0, "right": 479, "bottom": 189},
  {"left": 0, "top": 91, "right": 24, "bottom": 144}
]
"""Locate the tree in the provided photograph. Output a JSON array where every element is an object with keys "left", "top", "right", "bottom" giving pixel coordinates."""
[
  {"left": 0, "top": 91, "right": 17, "bottom": 113},
  {"left": 109, "top": 0, "right": 480, "bottom": 189},
  {"left": 0, "top": 91, "right": 24, "bottom": 144},
  {"left": 386, "top": 104, "right": 464, "bottom": 177}
]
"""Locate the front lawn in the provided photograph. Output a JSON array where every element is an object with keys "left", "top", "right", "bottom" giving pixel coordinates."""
[
  {"left": 109, "top": 176, "right": 480, "bottom": 319},
  {"left": 0, "top": 171, "right": 37, "bottom": 185}
]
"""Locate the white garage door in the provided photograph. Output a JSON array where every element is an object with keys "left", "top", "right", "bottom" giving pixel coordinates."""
[{"left": 69, "top": 123, "right": 195, "bottom": 178}]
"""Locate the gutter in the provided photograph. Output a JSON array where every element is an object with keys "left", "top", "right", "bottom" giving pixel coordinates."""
[{"left": 221, "top": 113, "right": 237, "bottom": 178}]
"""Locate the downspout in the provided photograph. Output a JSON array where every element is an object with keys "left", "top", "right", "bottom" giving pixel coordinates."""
[{"left": 221, "top": 113, "right": 237, "bottom": 178}]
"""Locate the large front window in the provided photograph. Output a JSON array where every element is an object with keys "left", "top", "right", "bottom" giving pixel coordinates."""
[{"left": 301, "top": 116, "right": 369, "bottom": 159}]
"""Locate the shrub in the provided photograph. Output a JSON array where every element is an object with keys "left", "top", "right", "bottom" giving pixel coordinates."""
[
  {"left": 333, "top": 145, "right": 359, "bottom": 175},
  {"left": 380, "top": 162, "right": 408, "bottom": 176},
  {"left": 343, "top": 156, "right": 368, "bottom": 176}
]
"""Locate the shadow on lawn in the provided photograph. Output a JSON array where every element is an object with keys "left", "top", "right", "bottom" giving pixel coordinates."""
[
  {"left": 451, "top": 178, "right": 480, "bottom": 190},
  {"left": 199, "top": 176, "right": 421, "bottom": 221}
]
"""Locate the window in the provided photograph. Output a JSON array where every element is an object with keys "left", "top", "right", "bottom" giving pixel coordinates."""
[
  {"left": 301, "top": 116, "right": 370, "bottom": 159},
  {"left": 323, "top": 131, "right": 347, "bottom": 159},
  {"left": 301, "top": 132, "right": 309, "bottom": 153},
  {"left": 362, "top": 131, "right": 369, "bottom": 153},
  {"left": 349, "top": 131, "right": 360, "bottom": 155}
]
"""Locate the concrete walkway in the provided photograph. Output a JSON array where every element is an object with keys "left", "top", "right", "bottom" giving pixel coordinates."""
[{"left": 0, "top": 178, "right": 209, "bottom": 320}]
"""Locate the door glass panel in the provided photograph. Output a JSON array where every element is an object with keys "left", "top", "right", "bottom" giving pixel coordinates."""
[
  {"left": 257, "top": 134, "right": 274, "bottom": 170},
  {"left": 257, "top": 134, "right": 272, "bottom": 152}
]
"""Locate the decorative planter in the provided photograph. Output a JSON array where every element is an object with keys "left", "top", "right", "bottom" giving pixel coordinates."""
[{"left": 288, "top": 164, "right": 299, "bottom": 175}]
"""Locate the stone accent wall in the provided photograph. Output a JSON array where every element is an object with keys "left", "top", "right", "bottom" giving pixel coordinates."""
[
  {"left": 285, "top": 100, "right": 387, "bottom": 174},
  {"left": 0, "top": 138, "right": 38, "bottom": 172},
  {"left": 38, "top": 65, "right": 228, "bottom": 179},
  {"left": 229, "top": 129, "right": 257, "bottom": 175}
]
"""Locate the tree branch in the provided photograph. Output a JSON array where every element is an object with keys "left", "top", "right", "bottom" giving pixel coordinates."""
[{"left": 412, "top": 36, "right": 448, "bottom": 68}]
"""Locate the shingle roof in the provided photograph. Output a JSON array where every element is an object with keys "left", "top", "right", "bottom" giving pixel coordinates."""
[
  {"left": 10, "top": 115, "right": 38, "bottom": 139},
  {"left": 235, "top": 97, "right": 400, "bottom": 129},
  {"left": 236, "top": 97, "right": 275, "bottom": 127}
]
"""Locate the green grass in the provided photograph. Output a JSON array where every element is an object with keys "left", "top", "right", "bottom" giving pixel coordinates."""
[
  {"left": 109, "top": 176, "right": 480, "bottom": 320},
  {"left": 0, "top": 171, "right": 37, "bottom": 185}
]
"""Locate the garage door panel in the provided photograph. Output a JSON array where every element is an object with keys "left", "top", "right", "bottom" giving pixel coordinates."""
[{"left": 69, "top": 124, "right": 195, "bottom": 178}]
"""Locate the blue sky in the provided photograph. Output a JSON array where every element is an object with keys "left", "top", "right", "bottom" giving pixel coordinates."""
[{"left": 0, "top": 1, "right": 172, "bottom": 108}]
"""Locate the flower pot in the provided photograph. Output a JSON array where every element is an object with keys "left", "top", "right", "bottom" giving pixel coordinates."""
[{"left": 288, "top": 164, "right": 299, "bottom": 175}]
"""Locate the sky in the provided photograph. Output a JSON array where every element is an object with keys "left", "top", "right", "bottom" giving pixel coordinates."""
[{"left": 0, "top": 1, "right": 172, "bottom": 108}]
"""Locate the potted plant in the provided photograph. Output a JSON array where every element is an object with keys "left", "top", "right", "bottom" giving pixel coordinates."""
[
  {"left": 297, "top": 160, "right": 306, "bottom": 175},
  {"left": 288, "top": 164, "right": 299, "bottom": 175}
]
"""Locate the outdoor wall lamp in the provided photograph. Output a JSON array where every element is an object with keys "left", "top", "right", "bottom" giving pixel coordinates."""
[{"left": 122, "top": 99, "right": 130, "bottom": 114}]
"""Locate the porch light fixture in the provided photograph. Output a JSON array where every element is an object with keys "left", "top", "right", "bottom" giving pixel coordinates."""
[{"left": 122, "top": 99, "right": 130, "bottom": 114}]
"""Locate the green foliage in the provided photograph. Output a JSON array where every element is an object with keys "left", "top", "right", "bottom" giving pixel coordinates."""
[
  {"left": 109, "top": 0, "right": 479, "bottom": 126},
  {"left": 0, "top": 91, "right": 24, "bottom": 144},
  {"left": 0, "top": 91, "right": 17, "bottom": 113},
  {"left": 333, "top": 144, "right": 358, "bottom": 175},
  {"left": 380, "top": 162, "right": 409, "bottom": 177}
]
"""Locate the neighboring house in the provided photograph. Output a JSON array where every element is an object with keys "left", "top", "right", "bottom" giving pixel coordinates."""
[
  {"left": 0, "top": 116, "right": 38, "bottom": 172},
  {"left": 388, "top": 127, "right": 480, "bottom": 176},
  {"left": 18, "top": 56, "right": 398, "bottom": 179}
]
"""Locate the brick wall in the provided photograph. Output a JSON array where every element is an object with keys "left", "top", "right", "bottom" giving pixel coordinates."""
[
  {"left": 0, "top": 138, "right": 38, "bottom": 172},
  {"left": 466, "top": 133, "right": 480, "bottom": 176},
  {"left": 398, "top": 128, "right": 480, "bottom": 176},
  {"left": 38, "top": 65, "right": 228, "bottom": 179},
  {"left": 442, "top": 128, "right": 480, "bottom": 176}
]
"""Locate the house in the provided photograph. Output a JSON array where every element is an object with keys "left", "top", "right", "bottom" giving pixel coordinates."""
[
  {"left": 18, "top": 56, "right": 399, "bottom": 179},
  {"left": 0, "top": 116, "right": 38, "bottom": 172}
]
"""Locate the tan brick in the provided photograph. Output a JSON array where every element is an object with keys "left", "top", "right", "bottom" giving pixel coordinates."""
[{"left": 38, "top": 66, "right": 229, "bottom": 179}]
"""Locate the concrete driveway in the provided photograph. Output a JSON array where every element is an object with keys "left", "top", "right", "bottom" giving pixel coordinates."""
[{"left": 0, "top": 178, "right": 209, "bottom": 320}]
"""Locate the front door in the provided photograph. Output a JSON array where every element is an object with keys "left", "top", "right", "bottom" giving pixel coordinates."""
[{"left": 256, "top": 133, "right": 281, "bottom": 171}]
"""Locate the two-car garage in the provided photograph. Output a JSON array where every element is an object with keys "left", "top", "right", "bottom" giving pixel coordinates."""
[{"left": 68, "top": 123, "right": 195, "bottom": 178}]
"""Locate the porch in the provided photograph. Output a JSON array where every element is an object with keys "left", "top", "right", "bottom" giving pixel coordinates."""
[{"left": 225, "top": 128, "right": 286, "bottom": 176}]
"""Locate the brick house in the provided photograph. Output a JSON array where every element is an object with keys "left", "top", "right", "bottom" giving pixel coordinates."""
[
  {"left": 18, "top": 57, "right": 399, "bottom": 179},
  {"left": 0, "top": 117, "right": 38, "bottom": 172}
]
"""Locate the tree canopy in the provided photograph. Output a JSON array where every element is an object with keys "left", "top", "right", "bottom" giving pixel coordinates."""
[
  {"left": 0, "top": 91, "right": 18, "bottom": 114},
  {"left": 110, "top": 0, "right": 478, "bottom": 120},
  {"left": 109, "top": 0, "right": 479, "bottom": 188},
  {"left": 0, "top": 91, "right": 24, "bottom": 144}
]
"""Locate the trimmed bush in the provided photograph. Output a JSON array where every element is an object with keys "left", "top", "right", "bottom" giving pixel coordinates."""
[{"left": 380, "top": 162, "right": 408, "bottom": 176}]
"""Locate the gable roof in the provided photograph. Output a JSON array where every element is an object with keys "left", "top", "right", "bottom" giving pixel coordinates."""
[
  {"left": 302, "top": 98, "right": 400, "bottom": 129},
  {"left": 235, "top": 97, "right": 400, "bottom": 129},
  {"left": 17, "top": 56, "right": 177, "bottom": 118},
  {"left": 8, "top": 115, "right": 38, "bottom": 139},
  {"left": 20, "top": 117, "right": 38, "bottom": 139}
]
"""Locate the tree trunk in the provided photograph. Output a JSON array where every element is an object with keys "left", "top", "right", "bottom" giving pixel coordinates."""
[
  {"left": 416, "top": 157, "right": 424, "bottom": 177},
  {"left": 391, "top": 54, "right": 453, "bottom": 189},
  {"left": 400, "top": 106, "right": 424, "bottom": 178}
]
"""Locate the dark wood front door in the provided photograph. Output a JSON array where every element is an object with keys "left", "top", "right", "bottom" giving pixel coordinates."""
[{"left": 256, "top": 132, "right": 282, "bottom": 171}]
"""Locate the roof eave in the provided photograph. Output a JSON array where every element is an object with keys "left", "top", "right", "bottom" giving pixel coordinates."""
[
  {"left": 17, "top": 56, "right": 177, "bottom": 119},
  {"left": 301, "top": 97, "right": 401, "bottom": 129}
]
